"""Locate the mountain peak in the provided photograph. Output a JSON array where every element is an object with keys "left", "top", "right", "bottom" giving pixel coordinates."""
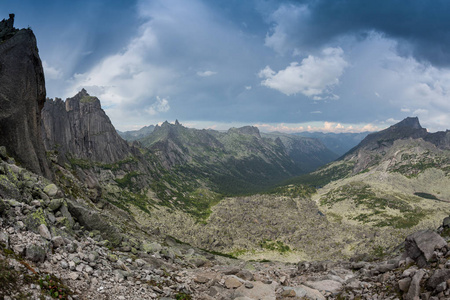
[
  {"left": 391, "top": 117, "right": 422, "bottom": 130},
  {"left": 78, "top": 88, "right": 89, "bottom": 97},
  {"left": 228, "top": 126, "right": 261, "bottom": 138}
]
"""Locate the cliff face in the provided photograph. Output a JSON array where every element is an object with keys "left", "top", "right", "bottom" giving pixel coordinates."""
[
  {"left": 42, "top": 89, "right": 132, "bottom": 164},
  {"left": 0, "top": 14, "right": 51, "bottom": 177}
]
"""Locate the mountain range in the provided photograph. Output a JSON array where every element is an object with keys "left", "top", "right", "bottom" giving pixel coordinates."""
[{"left": 1, "top": 14, "right": 450, "bottom": 299}]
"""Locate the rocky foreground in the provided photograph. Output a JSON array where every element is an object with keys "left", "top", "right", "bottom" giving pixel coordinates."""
[{"left": 2, "top": 147, "right": 450, "bottom": 300}]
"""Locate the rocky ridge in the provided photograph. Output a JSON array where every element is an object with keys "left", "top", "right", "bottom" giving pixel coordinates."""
[
  {"left": 42, "top": 89, "right": 134, "bottom": 165},
  {"left": 0, "top": 14, "right": 51, "bottom": 178}
]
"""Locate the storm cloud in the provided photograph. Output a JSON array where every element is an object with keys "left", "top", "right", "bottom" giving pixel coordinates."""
[
  {"left": 267, "top": 0, "right": 450, "bottom": 67},
  {"left": 2, "top": 0, "right": 449, "bottom": 132}
]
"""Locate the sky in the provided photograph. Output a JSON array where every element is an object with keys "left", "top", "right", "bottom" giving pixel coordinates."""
[{"left": 1, "top": 0, "right": 450, "bottom": 133}]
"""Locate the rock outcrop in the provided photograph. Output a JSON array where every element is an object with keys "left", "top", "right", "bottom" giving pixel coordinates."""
[
  {"left": 41, "top": 89, "right": 132, "bottom": 164},
  {"left": 0, "top": 14, "right": 51, "bottom": 177}
]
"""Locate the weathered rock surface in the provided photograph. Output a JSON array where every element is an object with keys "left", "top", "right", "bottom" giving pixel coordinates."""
[
  {"left": 405, "top": 230, "right": 447, "bottom": 268},
  {"left": 41, "top": 89, "right": 132, "bottom": 164},
  {"left": 0, "top": 15, "right": 50, "bottom": 177}
]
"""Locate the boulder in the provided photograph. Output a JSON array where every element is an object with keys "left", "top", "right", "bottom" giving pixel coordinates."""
[
  {"left": 427, "top": 269, "right": 450, "bottom": 290},
  {"left": 51, "top": 236, "right": 65, "bottom": 248},
  {"left": 48, "top": 198, "right": 64, "bottom": 211},
  {"left": 142, "top": 241, "right": 162, "bottom": 254},
  {"left": 304, "top": 280, "right": 342, "bottom": 294},
  {"left": 234, "top": 281, "right": 277, "bottom": 300},
  {"left": 25, "top": 244, "right": 46, "bottom": 263},
  {"left": 404, "top": 230, "right": 446, "bottom": 268},
  {"left": 404, "top": 269, "right": 425, "bottom": 300},
  {"left": 236, "top": 269, "right": 254, "bottom": 281},
  {"left": 43, "top": 184, "right": 58, "bottom": 197},
  {"left": 282, "top": 286, "right": 325, "bottom": 300},
  {"left": 398, "top": 277, "right": 412, "bottom": 292},
  {"left": 225, "top": 277, "right": 242, "bottom": 289},
  {"left": 67, "top": 200, "right": 122, "bottom": 246},
  {"left": 38, "top": 224, "right": 52, "bottom": 240}
]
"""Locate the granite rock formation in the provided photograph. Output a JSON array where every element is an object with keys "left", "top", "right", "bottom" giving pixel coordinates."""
[
  {"left": 41, "top": 89, "right": 132, "bottom": 164},
  {"left": 0, "top": 14, "right": 51, "bottom": 177}
]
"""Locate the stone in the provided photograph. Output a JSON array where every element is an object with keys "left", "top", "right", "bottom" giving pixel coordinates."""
[
  {"left": 443, "top": 217, "right": 450, "bottom": 228},
  {"left": 304, "top": 280, "right": 342, "bottom": 294},
  {"left": 30, "top": 200, "right": 41, "bottom": 207},
  {"left": 25, "top": 244, "right": 46, "bottom": 263},
  {"left": 398, "top": 277, "right": 412, "bottom": 292},
  {"left": 405, "top": 230, "right": 447, "bottom": 268},
  {"left": 194, "top": 275, "right": 210, "bottom": 284},
  {"left": 38, "top": 224, "right": 51, "bottom": 240},
  {"left": 225, "top": 277, "right": 242, "bottom": 289},
  {"left": 375, "top": 263, "right": 396, "bottom": 273},
  {"left": 436, "top": 281, "right": 447, "bottom": 293},
  {"left": 402, "top": 267, "right": 418, "bottom": 278},
  {"left": 43, "top": 184, "right": 58, "bottom": 197},
  {"left": 281, "top": 289, "right": 297, "bottom": 297},
  {"left": 234, "top": 281, "right": 277, "bottom": 300},
  {"left": 405, "top": 269, "right": 425, "bottom": 300},
  {"left": 236, "top": 270, "right": 253, "bottom": 281},
  {"left": 60, "top": 260, "right": 68, "bottom": 269},
  {"left": 76, "top": 264, "right": 84, "bottom": 272},
  {"left": 48, "top": 198, "right": 64, "bottom": 211},
  {"left": 117, "top": 259, "right": 130, "bottom": 272},
  {"left": 223, "top": 267, "right": 240, "bottom": 275},
  {"left": 135, "top": 259, "right": 146, "bottom": 267},
  {"left": 142, "top": 241, "right": 162, "bottom": 254},
  {"left": 427, "top": 269, "right": 450, "bottom": 289},
  {"left": 85, "top": 265, "right": 94, "bottom": 275},
  {"left": 69, "top": 272, "right": 79, "bottom": 280},
  {"left": 244, "top": 282, "right": 253, "bottom": 289},
  {"left": 67, "top": 200, "right": 122, "bottom": 246},
  {"left": 0, "top": 232, "right": 9, "bottom": 248},
  {"left": 51, "top": 236, "right": 65, "bottom": 248}
]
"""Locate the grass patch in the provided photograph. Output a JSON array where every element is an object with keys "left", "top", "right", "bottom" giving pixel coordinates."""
[
  {"left": 265, "top": 184, "right": 316, "bottom": 198},
  {"left": 281, "top": 161, "right": 355, "bottom": 188},
  {"left": 260, "top": 239, "right": 290, "bottom": 254}
]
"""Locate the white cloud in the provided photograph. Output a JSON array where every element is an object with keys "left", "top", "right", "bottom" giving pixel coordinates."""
[
  {"left": 42, "top": 61, "right": 62, "bottom": 80},
  {"left": 197, "top": 70, "right": 217, "bottom": 77},
  {"left": 66, "top": 20, "right": 177, "bottom": 116},
  {"left": 254, "top": 121, "right": 381, "bottom": 133},
  {"left": 310, "top": 110, "right": 322, "bottom": 114},
  {"left": 258, "top": 47, "right": 348, "bottom": 97},
  {"left": 401, "top": 108, "right": 411, "bottom": 112},
  {"left": 245, "top": 86, "right": 252, "bottom": 90},
  {"left": 146, "top": 96, "right": 170, "bottom": 115}
]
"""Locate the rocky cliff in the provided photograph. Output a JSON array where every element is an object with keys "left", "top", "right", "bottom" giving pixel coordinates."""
[
  {"left": 41, "top": 89, "right": 132, "bottom": 164},
  {"left": 0, "top": 14, "right": 50, "bottom": 177}
]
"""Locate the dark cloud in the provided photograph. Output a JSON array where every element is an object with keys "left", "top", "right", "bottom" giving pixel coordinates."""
[{"left": 275, "top": 0, "right": 450, "bottom": 66}]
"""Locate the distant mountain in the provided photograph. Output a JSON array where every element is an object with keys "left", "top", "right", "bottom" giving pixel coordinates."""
[
  {"left": 261, "top": 132, "right": 338, "bottom": 172},
  {"left": 282, "top": 117, "right": 450, "bottom": 244},
  {"left": 290, "top": 117, "right": 450, "bottom": 185},
  {"left": 293, "top": 131, "right": 370, "bottom": 156},
  {"left": 118, "top": 125, "right": 155, "bottom": 141},
  {"left": 138, "top": 122, "right": 336, "bottom": 194}
]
